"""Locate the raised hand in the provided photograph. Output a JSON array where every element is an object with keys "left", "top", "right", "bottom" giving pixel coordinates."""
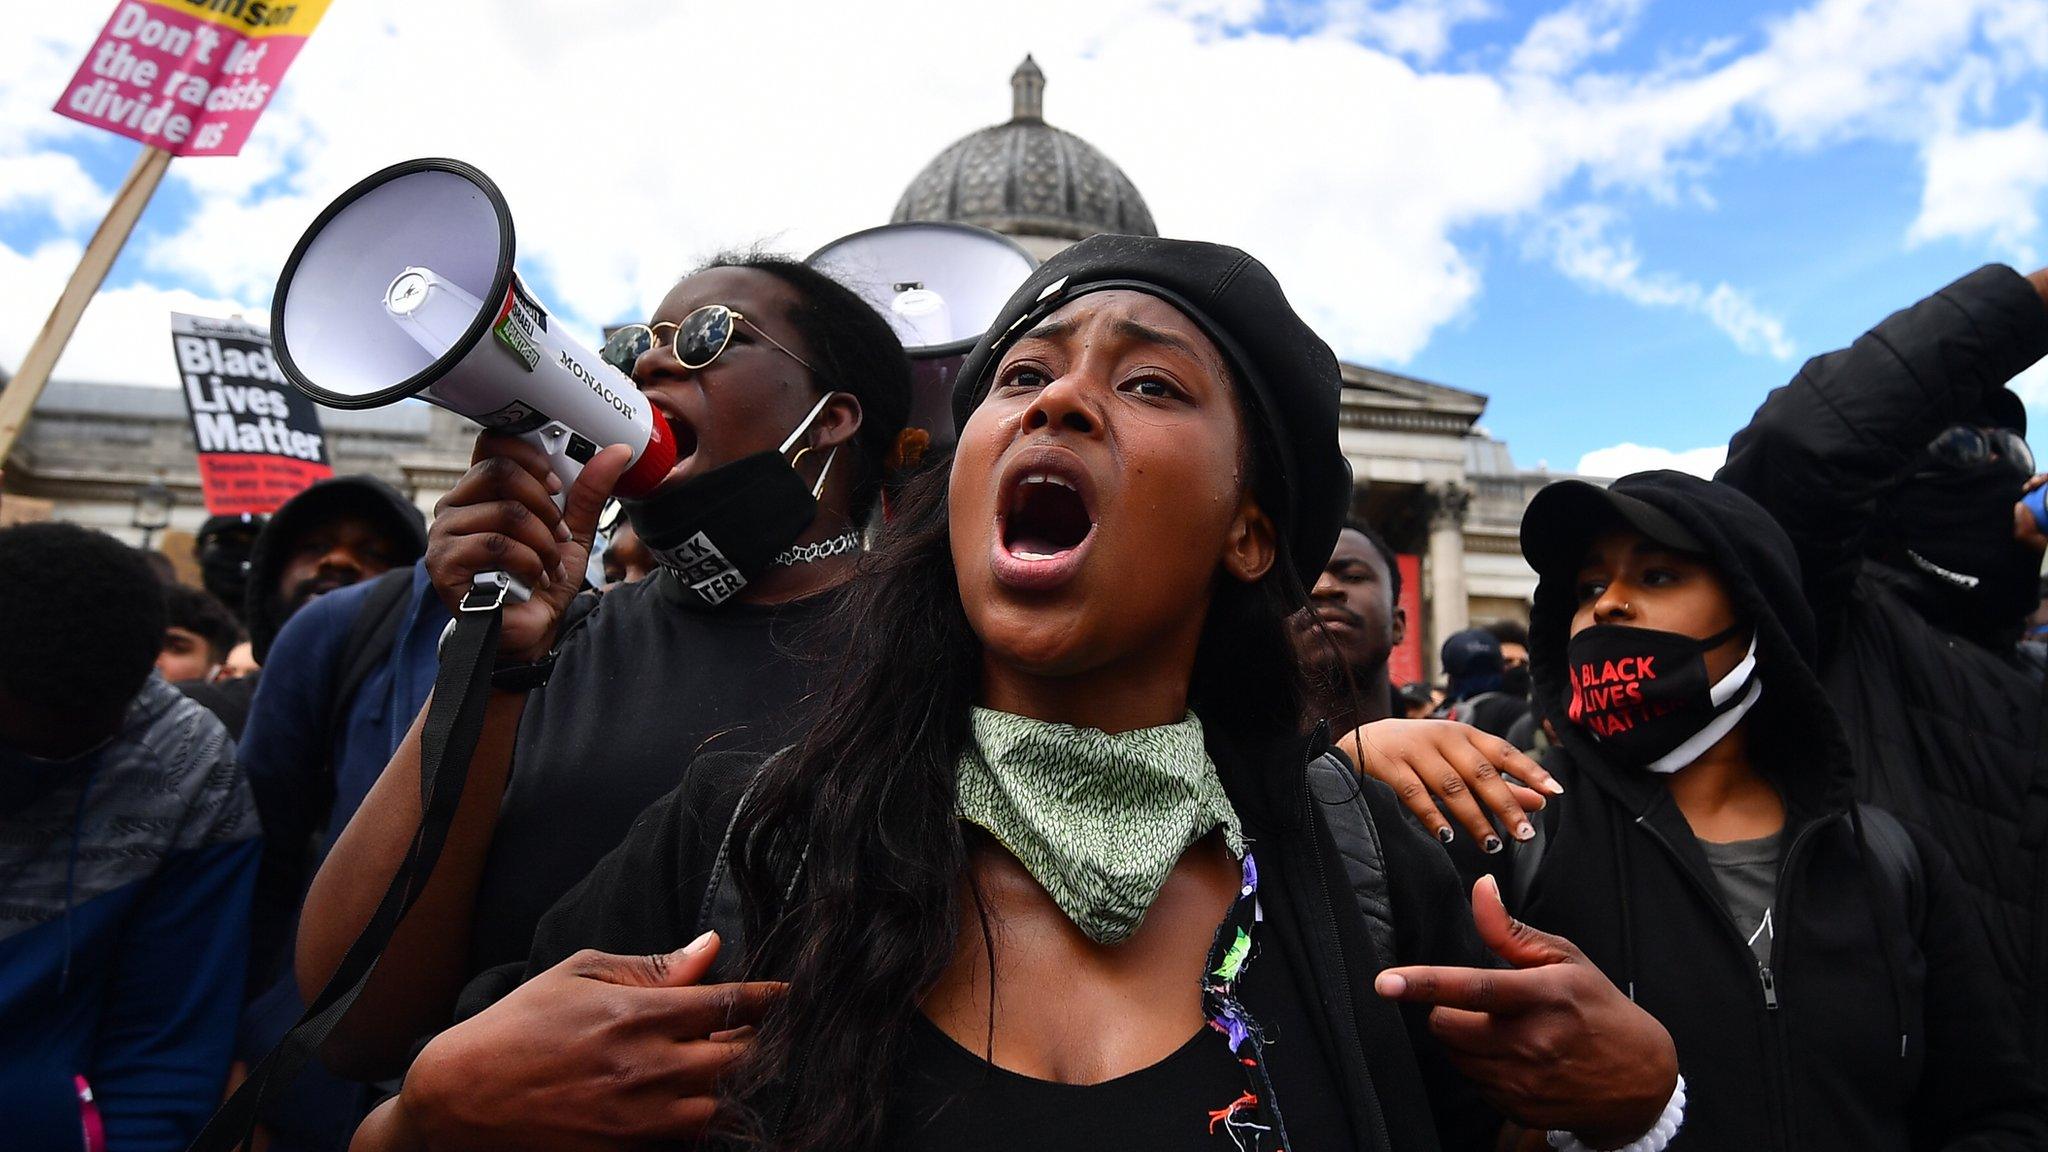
[
  {"left": 425, "top": 434, "right": 633, "bottom": 662},
  {"left": 380, "top": 932, "right": 784, "bottom": 1152},
  {"left": 1339, "top": 719, "right": 1560, "bottom": 849},
  {"left": 1375, "top": 876, "right": 1678, "bottom": 1147}
]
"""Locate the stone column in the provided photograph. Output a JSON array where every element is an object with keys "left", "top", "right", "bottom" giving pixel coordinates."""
[{"left": 1420, "top": 483, "right": 1471, "bottom": 680}]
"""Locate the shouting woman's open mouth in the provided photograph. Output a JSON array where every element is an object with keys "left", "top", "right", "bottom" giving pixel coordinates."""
[{"left": 992, "top": 448, "right": 1099, "bottom": 591}]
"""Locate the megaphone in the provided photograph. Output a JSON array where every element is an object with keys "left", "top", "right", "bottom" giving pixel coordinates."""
[
  {"left": 271, "top": 158, "right": 678, "bottom": 593},
  {"left": 807, "top": 222, "right": 1036, "bottom": 450}
]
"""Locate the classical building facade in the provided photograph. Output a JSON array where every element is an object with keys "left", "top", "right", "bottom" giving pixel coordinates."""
[{"left": 1, "top": 57, "right": 1573, "bottom": 679}]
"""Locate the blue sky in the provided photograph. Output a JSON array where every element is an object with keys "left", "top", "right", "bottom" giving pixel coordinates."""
[{"left": 3, "top": 0, "right": 2046, "bottom": 477}]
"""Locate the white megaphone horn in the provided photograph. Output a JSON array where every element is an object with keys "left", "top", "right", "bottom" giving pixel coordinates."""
[
  {"left": 807, "top": 222, "right": 1036, "bottom": 451},
  {"left": 271, "top": 158, "right": 677, "bottom": 601}
]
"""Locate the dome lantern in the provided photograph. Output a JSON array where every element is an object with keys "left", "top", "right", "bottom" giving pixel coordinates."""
[{"left": 1011, "top": 54, "right": 1045, "bottom": 121}]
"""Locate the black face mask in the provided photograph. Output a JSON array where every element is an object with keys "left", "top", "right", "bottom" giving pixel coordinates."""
[
  {"left": 624, "top": 394, "right": 837, "bottom": 610},
  {"left": 1884, "top": 466, "right": 2039, "bottom": 638},
  {"left": 1500, "top": 664, "right": 1533, "bottom": 700},
  {"left": 1565, "top": 622, "right": 1759, "bottom": 773}
]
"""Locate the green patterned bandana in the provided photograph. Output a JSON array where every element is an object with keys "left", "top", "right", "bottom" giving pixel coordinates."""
[{"left": 956, "top": 707, "right": 1244, "bottom": 945}]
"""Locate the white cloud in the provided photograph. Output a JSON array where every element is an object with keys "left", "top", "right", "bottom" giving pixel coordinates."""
[
  {"left": 0, "top": 151, "right": 104, "bottom": 229},
  {"left": 1509, "top": 0, "right": 1645, "bottom": 77},
  {"left": 2010, "top": 355, "right": 2048, "bottom": 442},
  {"left": 1908, "top": 115, "right": 2048, "bottom": 262},
  {"left": 0, "top": 237, "right": 260, "bottom": 388},
  {"left": 1528, "top": 205, "right": 1795, "bottom": 358},
  {"left": 1338, "top": 0, "right": 1500, "bottom": 64},
  {"left": 1575, "top": 442, "right": 1728, "bottom": 478},
  {"left": 0, "top": 0, "right": 2042, "bottom": 399}
]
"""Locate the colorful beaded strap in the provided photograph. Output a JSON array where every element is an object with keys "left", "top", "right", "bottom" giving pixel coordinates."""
[{"left": 1203, "top": 852, "right": 1290, "bottom": 1151}]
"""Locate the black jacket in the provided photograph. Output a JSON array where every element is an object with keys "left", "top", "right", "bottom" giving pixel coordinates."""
[
  {"left": 1718, "top": 265, "right": 2048, "bottom": 1067},
  {"left": 1516, "top": 470, "right": 2046, "bottom": 1150},
  {"left": 461, "top": 732, "right": 1508, "bottom": 1150}
]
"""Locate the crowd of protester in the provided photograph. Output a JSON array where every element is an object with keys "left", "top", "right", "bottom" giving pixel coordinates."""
[{"left": 4, "top": 246, "right": 2048, "bottom": 1152}]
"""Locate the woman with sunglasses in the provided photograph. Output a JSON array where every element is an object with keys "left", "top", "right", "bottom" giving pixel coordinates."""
[
  {"left": 296, "top": 257, "right": 915, "bottom": 1085},
  {"left": 349, "top": 236, "right": 1680, "bottom": 1152}
]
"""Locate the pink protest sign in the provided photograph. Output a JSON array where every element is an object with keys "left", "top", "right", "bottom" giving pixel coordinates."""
[{"left": 53, "top": 0, "right": 331, "bottom": 157}]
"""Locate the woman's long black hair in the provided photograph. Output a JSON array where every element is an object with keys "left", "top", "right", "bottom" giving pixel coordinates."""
[{"left": 721, "top": 356, "right": 1313, "bottom": 1151}]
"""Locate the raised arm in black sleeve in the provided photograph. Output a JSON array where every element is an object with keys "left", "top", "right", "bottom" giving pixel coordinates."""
[{"left": 1718, "top": 265, "right": 2048, "bottom": 620}]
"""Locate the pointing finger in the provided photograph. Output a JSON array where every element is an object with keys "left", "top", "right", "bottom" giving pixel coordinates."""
[{"left": 1374, "top": 963, "right": 1544, "bottom": 1013}]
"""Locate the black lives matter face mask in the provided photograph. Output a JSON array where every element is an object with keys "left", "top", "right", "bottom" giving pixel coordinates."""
[
  {"left": 625, "top": 393, "right": 839, "bottom": 610},
  {"left": 1565, "top": 623, "right": 1761, "bottom": 774}
]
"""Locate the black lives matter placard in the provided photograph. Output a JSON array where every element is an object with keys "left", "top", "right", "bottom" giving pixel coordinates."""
[{"left": 171, "top": 311, "right": 331, "bottom": 514}]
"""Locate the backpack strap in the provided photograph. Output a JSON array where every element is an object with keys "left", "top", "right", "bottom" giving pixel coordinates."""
[
  {"left": 695, "top": 782, "right": 756, "bottom": 985},
  {"left": 1855, "top": 803, "right": 1925, "bottom": 937},
  {"left": 1307, "top": 751, "right": 1399, "bottom": 968},
  {"left": 322, "top": 568, "right": 417, "bottom": 747}
]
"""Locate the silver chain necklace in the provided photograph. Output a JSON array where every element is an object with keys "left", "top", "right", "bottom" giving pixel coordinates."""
[{"left": 770, "top": 530, "right": 863, "bottom": 569}]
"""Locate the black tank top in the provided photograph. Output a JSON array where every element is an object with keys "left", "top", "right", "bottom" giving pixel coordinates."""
[{"left": 883, "top": 1015, "right": 1252, "bottom": 1150}]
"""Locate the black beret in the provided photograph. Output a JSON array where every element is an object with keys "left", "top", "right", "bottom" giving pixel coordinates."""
[{"left": 953, "top": 234, "right": 1352, "bottom": 595}]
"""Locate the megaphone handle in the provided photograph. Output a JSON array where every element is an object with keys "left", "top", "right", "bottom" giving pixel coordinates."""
[{"left": 471, "top": 420, "right": 588, "bottom": 607}]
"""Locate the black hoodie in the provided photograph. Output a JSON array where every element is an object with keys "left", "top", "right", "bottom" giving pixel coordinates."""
[
  {"left": 1718, "top": 265, "right": 2048, "bottom": 1070},
  {"left": 242, "top": 475, "right": 427, "bottom": 663},
  {"left": 1514, "top": 470, "right": 2046, "bottom": 1151}
]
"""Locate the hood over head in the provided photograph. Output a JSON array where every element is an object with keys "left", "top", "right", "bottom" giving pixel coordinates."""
[
  {"left": 245, "top": 475, "right": 426, "bottom": 662},
  {"left": 1520, "top": 470, "right": 1854, "bottom": 812}
]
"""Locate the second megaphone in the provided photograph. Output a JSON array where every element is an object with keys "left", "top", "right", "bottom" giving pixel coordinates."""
[{"left": 271, "top": 158, "right": 677, "bottom": 508}]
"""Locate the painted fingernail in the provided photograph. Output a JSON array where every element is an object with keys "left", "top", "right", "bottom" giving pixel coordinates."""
[
  {"left": 1515, "top": 822, "right": 1535, "bottom": 841},
  {"left": 1543, "top": 779, "right": 1566, "bottom": 796},
  {"left": 1437, "top": 826, "right": 1455, "bottom": 844},
  {"left": 683, "top": 930, "right": 715, "bottom": 954},
  {"left": 1483, "top": 835, "right": 1504, "bottom": 855}
]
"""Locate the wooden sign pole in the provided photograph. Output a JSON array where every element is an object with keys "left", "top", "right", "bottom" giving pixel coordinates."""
[{"left": 0, "top": 145, "right": 173, "bottom": 467}]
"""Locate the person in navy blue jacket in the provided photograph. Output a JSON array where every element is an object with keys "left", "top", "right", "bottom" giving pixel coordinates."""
[
  {"left": 233, "top": 557, "right": 447, "bottom": 1152},
  {"left": 0, "top": 522, "right": 260, "bottom": 1151}
]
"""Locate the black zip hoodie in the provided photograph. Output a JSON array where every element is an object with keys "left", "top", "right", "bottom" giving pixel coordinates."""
[{"left": 1515, "top": 470, "right": 2046, "bottom": 1150}]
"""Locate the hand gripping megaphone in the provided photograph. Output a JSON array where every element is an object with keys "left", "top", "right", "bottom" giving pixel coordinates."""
[
  {"left": 271, "top": 158, "right": 677, "bottom": 600},
  {"left": 806, "top": 222, "right": 1037, "bottom": 451}
]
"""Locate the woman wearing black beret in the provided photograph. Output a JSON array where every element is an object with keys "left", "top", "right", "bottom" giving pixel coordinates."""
[{"left": 352, "top": 236, "right": 1682, "bottom": 1152}]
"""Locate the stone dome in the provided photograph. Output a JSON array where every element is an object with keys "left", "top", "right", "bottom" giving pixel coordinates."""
[{"left": 892, "top": 56, "right": 1158, "bottom": 256}]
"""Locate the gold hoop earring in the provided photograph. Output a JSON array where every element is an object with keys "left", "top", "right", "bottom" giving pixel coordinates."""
[{"left": 789, "top": 444, "right": 839, "bottom": 499}]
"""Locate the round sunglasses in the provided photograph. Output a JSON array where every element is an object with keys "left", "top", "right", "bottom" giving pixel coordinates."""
[
  {"left": 1926, "top": 424, "right": 2036, "bottom": 477},
  {"left": 600, "top": 304, "right": 821, "bottom": 380}
]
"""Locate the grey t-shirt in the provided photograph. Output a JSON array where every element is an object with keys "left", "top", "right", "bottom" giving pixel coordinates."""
[{"left": 1701, "top": 831, "right": 1781, "bottom": 966}]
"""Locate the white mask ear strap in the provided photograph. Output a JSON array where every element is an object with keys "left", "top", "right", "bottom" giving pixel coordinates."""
[
  {"left": 779, "top": 392, "right": 838, "bottom": 456},
  {"left": 1708, "top": 632, "right": 1760, "bottom": 706}
]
